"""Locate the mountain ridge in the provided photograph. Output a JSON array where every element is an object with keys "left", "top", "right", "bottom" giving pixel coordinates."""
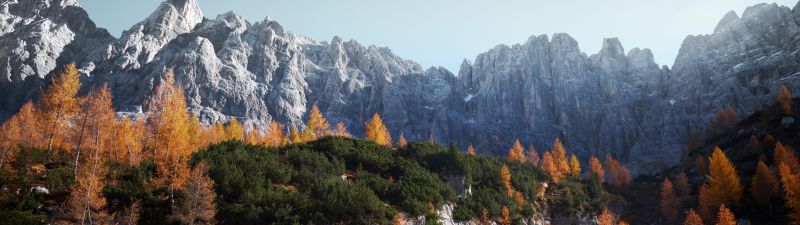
[{"left": 1, "top": 0, "right": 799, "bottom": 173}]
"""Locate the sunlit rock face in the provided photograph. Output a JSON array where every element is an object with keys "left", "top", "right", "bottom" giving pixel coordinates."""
[{"left": 2, "top": 0, "right": 800, "bottom": 172}]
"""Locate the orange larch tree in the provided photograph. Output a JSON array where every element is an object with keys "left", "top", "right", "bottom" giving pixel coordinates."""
[
  {"left": 598, "top": 208, "right": 618, "bottom": 225},
  {"left": 775, "top": 141, "right": 800, "bottom": 173},
  {"left": 365, "top": 113, "right": 392, "bottom": 146},
  {"left": 171, "top": 162, "right": 217, "bottom": 225},
  {"left": 40, "top": 63, "right": 82, "bottom": 151},
  {"left": 542, "top": 151, "right": 561, "bottom": 183},
  {"left": 225, "top": 118, "right": 244, "bottom": 141},
  {"left": 590, "top": 156, "right": 604, "bottom": 180},
  {"left": 569, "top": 154, "right": 581, "bottom": 176},
  {"left": 500, "top": 165, "right": 513, "bottom": 197},
  {"left": 527, "top": 146, "right": 540, "bottom": 167},
  {"left": 751, "top": 160, "right": 779, "bottom": 208},
  {"left": 264, "top": 121, "right": 287, "bottom": 146},
  {"left": 289, "top": 127, "right": 301, "bottom": 144},
  {"left": 779, "top": 163, "right": 800, "bottom": 222},
  {"left": 683, "top": 209, "right": 704, "bottom": 225},
  {"left": 397, "top": 134, "right": 407, "bottom": 148},
  {"left": 466, "top": 144, "right": 476, "bottom": 156},
  {"left": 715, "top": 204, "right": 736, "bottom": 225},
  {"left": 660, "top": 178, "right": 678, "bottom": 221},
  {"left": 116, "top": 118, "right": 144, "bottom": 167},
  {"left": 707, "top": 147, "right": 743, "bottom": 206},
  {"left": 334, "top": 122, "right": 349, "bottom": 137},
  {"left": 778, "top": 84, "right": 793, "bottom": 115},
  {"left": 145, "top": 69, "right": 193, "bottom": 200},
  {"left": 553, "top": 138, "right": 570, "bottom": 174},
  {"left": 305, "top": 105, "right": 331, "bottom": 138},
  {"left": 498, "top": 206, "right": 511, "bottom": 225},
  {"left": 698, "top": 184, "right": 715, "bottom": 222},
  {"left": 507, "top": 139, "right": 525, "bottom": 163}
]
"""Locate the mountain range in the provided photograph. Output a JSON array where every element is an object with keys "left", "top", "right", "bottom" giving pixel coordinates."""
[{"left": 1, "top": 0, "right": 799, "bottom": 172}]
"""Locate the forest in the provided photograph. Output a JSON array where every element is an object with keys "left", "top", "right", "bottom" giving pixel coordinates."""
[{"left": 0, "top": 63, "right": 798, "bottom": 225}]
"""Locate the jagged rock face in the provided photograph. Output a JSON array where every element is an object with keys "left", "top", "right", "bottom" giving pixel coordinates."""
[{"left": 1, "top": 0, "right": 800, "bottom": 172}]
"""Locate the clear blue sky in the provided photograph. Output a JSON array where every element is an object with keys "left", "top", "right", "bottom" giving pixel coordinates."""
[{"left": 77, "top": 0, "right": 797, "bottom": 72}]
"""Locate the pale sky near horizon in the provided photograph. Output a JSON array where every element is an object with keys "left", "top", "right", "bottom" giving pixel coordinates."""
[{"left": 77, "top": 0, "right": 797, "bottom": 72}]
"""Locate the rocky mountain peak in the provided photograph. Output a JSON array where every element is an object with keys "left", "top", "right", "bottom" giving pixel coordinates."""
[
  {"left": 599, "top": 37, "right": 626, "bottom": 59},
  {"left": 714, "top": 11, "right": 740, "bottom": 33}
]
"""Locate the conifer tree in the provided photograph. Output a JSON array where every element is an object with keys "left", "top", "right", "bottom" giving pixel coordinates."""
[
  {"left": 264, "top": 121, "right": 287, "bottom": 146},
  {"left": 779, "top": 163, "right": 800, "bottom": 222},
  {"left": 569, "top": 154, "right": 581, "bottom": 175},
  {"left": 507, "top": 139, "right": 525, "bottom": 163},
  {"left": 64, "top": 164, "right": 108, "bottom": 225},
  {"left": 553, "top": 138, "right": 570, "bottom": 174},
  {"left": 590, "top": 156, "right": 605, "bottom": 180},
  {"left": 306, "top": 105, "right": 330, "bottom": 138},
  {"left": 715, "top": 204, "right": 736, "bottom": 225},
  {"left": 542, "top": 151, "right": 561, "bottom": 183},
  {"left": 16, "top": 101, "right": 39, "bottom": 147},
  {"left": 778, "top": 84, "right": 793, "bottom": 115},
  {"left": 289, "top": 127, "right": 301, "bottom": 144},
  {"left": 225, "top": 118, "right": 244, "bottom": 141},
  {"left": 116, "top": 118, "right": 144, "bottom": 167},
  {"left": 775, "top": 141, "right": 800, "bottom": 173},
  {"left": 397, "top": 135, "right": 407, "bottom": 148},
  {"left": 660, "top": 178, "right": 678, "bottom": 221},
  {"left": 683, "top": 209, "right": 704, "bottom": 225},
  {"left": 40, "top": 63, "right": 82, "bottom": 151},
  {"left": 480, "top": 208, "right": 491, "bottom": 225},
  {"left": 171, "top": 163, "right": 217, "bottom": 225},
  {"left": 365, "top": 113, "right": 392, "bottom": 146},
  {"left": 698, "top": 184, "right": 714, "bottom": 222},
  {"left": 467, "top": 144, "right": 476, "bottom": 156},
  {"left": 498, "top": 206, "right": 511, "bottom": 225},
  {"left": 598, "top": 208, "right": 618, "bottom": 225},
  {"left": 145, "top": 69, "right": 192, "bottom": 198},
  {"left": 527, "top": 146, "right": 540, "bottom": 167},
  {"left": 334, "top": 122, "right": 349, "bottom": 137},
  {"left": 500, "top": 165, "right": 513, "bottom": 197},
  {"left": 707, "top": 147, "right": 743, "bottom": 206},
  {"left": 751, "top": 160, "right": 779, "bottom": 208}
]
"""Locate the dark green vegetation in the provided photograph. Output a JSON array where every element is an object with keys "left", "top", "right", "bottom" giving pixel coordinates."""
[{"left": 0, "top": 137, "right": 606, "bottom": 224}]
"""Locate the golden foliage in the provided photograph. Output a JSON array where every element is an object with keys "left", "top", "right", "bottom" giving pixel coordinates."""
[
  {"left": 590, "top": 156, "right": 604, "bottom": 180},
  {"left": 775, "top": 141, "right": 800, "bottom": 173},
  {"left": 500, "top": 165, "right": 512, "bottom": 198},
  {"left": 498, "top": 206, "right": 511, "bottom": 225},
  {"left": 527, "top": 146, "right": 540, "bottom": 167},
  {"left": 660, "top": 178, "right": 678, "bottom": 220},
  {"left": 334, "top": 122, "right": 349, "bottom": 137},
  {"left": 683, "top": 209, "right": 704, "bottom": 225},
  {"left": 365, "top": 113, "right": 391, "bottom": 146},
  {"left": 264, "top": 121, "right": 287, "bottom": 146},
  {"left": 569, "top": 154, "right": 581, "bottom": 175},
  {"left": 707, "top": 147, "right": 743, "bottom": 206},
  {"left": 466, "top": 144, "right": 476, "bottom": 156},
  {"left": 306, "top": 105, "right": 331, "bottom": 138},
  {"left": 542, "top": 151, "right": 560, "bottom": 183},
  {"left": 171, "top": 162, "right": 217, "bottom": 225},
  {"left": 507, "top": 139, "right": 525, "bottom": 163},
  {"left": 598, "top": 208, "right": 618, "bottom": 225},
  {"left": 779, "top": 163, "right": 800, "bottom": 222},
  {"left": 40, "top": 63, "right": 83, "bottom": 151},
  {"left": 225, "top": 118, "right": 244, "bottom": 141},
  {"left": 715, "top": 204, "right": 736, "bottom": 225}
]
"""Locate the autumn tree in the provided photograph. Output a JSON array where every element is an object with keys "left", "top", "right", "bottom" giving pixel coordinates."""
[
  {"left": 480, "top": 208, "right": 491, "bottom": 225},
  {"left": 542, "top": 151, "right": 561, "bottom": 183},
  {"left": 778, "top": 84, "right": 793, "bottom": 115},
  {"left": 569, "top": 154, "right": 581, "bottom": 175},
  {"left": 751, "top": 160, "right": 779, "bottom": 209},
  {"left": 660, "top": 178, "right": 678, "bottom": 221},
  {"left": 397, "top": 135, "right": 407, "bottom": 148},
  {"left": 598, "top": 208, "right": 618, "bottom": 225},
  {"left": 498, "top": 206, "right": 511, "bottom": 225},
  {"left": 553, "top": 138, "right": 570, "bottom": 174},
  {"left": 0, "top": 101, "right": 38, "bottom": 168},
  {"left": 145, "top": 69, "right": 193, "bottom": 200},
  {"left": 305, "top": 105, "right": 331, "bottom": 138},
  {"left": 40, "top": 63, "right": 82, "bottom": 151},
  {"left": 334, "top": 122, "right": 349, "bottom": 137},
  {"left": 698, "top": 184, "right": 714, "bottom": 222},
  {"left": 501, "top": 165, "right": 513, "bottom": 197},
  {"left": 775, "top": 141, "right": 800, "bottom": 173},
  {"left": 225, "top": 118, "right": 244, "bottom": 141},
  {"left": 507, "top": 139, "right": 526, "bottom": 163},
  {"left": 171, "top": 162, "right": 217, "bottom": 225},
  {"left": 715, "top": 204, "right": 736, "bottom": 225},
  {"left": 73, "top": 84, "right": 117, "bottom": 175},
  {"left": 590, "top": 156, "right": 605, "bottom": 180},
  {"left": 289, "top": 127, "right": 301, "bottom": 143},
  {"left": 264, "top": 121, "right": 287, "bottom": 146},
  {"left": 527, "top": 146, "right": 540, "bottom": 167},
  {"left": 365, "top": 113, "right": 392, "bottom": 146},
  {"left": 115, "top": 118, "right": 144, "bottom": 167},
  {"left": 606, "top": 155, "right": 631, "bottom": 188},
  {"left": 63, "top": 164, "right": 108, "bottom": 224},
  {"left": 779, "top": 163, "right": 800, "bottom": 222},
  {"left": 467, "top": 144, "right": 476, "bottom": 156},
  {"left": 707, "top": 147, "right": 743, "bottom": 207},
  {"left": 683, "top": 209, "right": 704, "bottom": 225}
]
